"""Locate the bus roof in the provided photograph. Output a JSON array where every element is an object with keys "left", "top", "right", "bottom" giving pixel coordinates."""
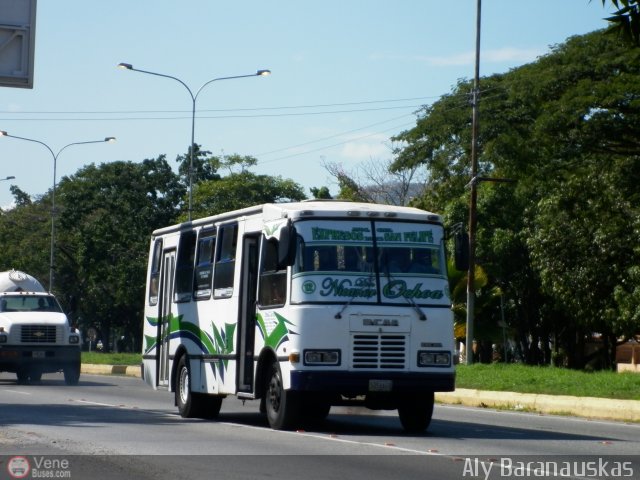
[{"left": 152, "top": 201, "right": 442, "bottom": 237}]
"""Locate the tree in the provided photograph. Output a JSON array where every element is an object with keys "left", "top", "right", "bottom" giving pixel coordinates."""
[
  {"left": 393, "top": 30, "right": 640, "bottom": 368},
  {"left": 309, "top": 186, "right": 332, "bottom": 199},
  {"left": 9, "top": 185, "right": 31, "bottom": 207},
  {"left": 0, "top": 195, "right": 50, "bottom": 280},
  {"left": 189, "top": 154, "right": 307, "bottom": 219},
  {"left": 600, "top": 0, "right": 640, "bottom": 46},
  {"left": 54, "top": 156, "right": 183, "bottom": 351},
  {"left": 175, "top": 144, "right": 221, "bottom": 188}
]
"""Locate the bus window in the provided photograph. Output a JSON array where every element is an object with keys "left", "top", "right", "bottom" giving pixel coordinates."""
[
  {"left": 258, "top": 238, "right": 286, "bottom": 308},
  {"left": 175, "top": 231, "right": 196, "bottom": 302},
  {"left": 148, "top": 239, "right": 163, "bottom": 305},
  {"left": 193, "top": 232, "right": 216, "bottom": 299},
  {"left": 213, "top": 224, "right": 238, "bottom": 297}
]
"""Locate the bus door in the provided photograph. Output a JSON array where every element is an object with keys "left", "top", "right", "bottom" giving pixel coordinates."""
[
  {"left": 157, "top": 250, "right": 176, "bottom": 388},
  {"left": 237, "top": 234, "right": 259, "bottom": 393}
]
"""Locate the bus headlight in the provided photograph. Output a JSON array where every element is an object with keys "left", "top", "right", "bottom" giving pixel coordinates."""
[
  {"left": 303, "top": 349, "right": 340, "bottom": 366},
  {"left": 69, "top": 335, "right": 80, "bottom": 344},
  {"left": 418, "top": 351, "right": 451, "bottom": 367},
  {"left": 0, "top": 334, "right": 7, "bottom": 344}
]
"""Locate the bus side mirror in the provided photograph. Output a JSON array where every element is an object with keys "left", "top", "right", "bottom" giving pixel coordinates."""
[
  {"left": 454, "top": 231, "right": 469, "bottom": 271},
  {"left": 278, "top": 222, "right": 297, "bottom": 268}
]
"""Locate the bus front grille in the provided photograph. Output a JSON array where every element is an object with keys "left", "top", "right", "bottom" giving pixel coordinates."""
[{"left": 351, "top": 334, "right": 407, "bottom": 369}]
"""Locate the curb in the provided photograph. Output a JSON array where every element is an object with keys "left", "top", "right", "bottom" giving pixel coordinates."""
[
  {"left": 80, "top": 364, "right": 640, "bottom": 423},
  {"left": 81, "top": 363, "right": 141, "bottom": 377},
  {"left": 435, "top": 388, "right": 640, "bottom": 423}
]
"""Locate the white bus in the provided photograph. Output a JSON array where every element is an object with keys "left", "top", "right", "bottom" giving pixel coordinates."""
[{"left": 142, "top": 201, "right": 460, "bottom": 432}]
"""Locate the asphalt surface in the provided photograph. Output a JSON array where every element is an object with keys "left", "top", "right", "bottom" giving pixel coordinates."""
[{"left": 80, "top": 363, "right": 640, "bottom": 423}]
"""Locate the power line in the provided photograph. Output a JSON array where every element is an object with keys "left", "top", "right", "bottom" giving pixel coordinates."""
[
  {"left": 0, "top": 96, "right": 436, "bottom": 116},
  {"left": 0, "top": 104, "right": 423, "bottom": 122},
  {"left": 255, "top": 113, "right": 417, "bottom": 157},
  {"left": 258, "top": 121, "right": 416, "bottom": 165}
]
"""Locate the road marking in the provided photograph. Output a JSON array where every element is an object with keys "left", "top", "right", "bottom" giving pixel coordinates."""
[
  {"left": 0, "top": 389, "right": 31, "bottom": 395},
  {"left": 75, "top": 399, "right": 118, "bottom": 407},
  {"left": 217, "top": 421, "right": 434, "bottom": 455}
]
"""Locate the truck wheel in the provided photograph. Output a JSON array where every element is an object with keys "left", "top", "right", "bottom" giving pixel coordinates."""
[
  {"left": 397, "top": 392, "right": 434, "bottom": 433},
  {"left": 64, "top": 361, "right": 81, "bottom": 385},
  {"left": 265, "top": 362, "right": 300, "bottom": 430},
  {"left": 16, "top": 368, "right": 29, "bottom": 384}
]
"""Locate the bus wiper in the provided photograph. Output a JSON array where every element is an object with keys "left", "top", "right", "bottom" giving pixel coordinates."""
[
  {"left": 334, "top": 294, "right": 357, "bottom": 319},
  {"left": 382, "top": 261, "right": 427, "bottom": 321},
  {"left": 335, "top": 269, "right": 375, "bottom": 320}
]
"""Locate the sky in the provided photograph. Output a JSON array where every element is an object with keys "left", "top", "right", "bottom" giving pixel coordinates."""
[{"left": 0, "top": 0, "right": 615, "bottom": 209}]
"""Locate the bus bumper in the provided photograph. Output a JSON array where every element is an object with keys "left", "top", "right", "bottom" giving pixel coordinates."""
[{"left": 290, "top": 370, "right": 455, "bottom": 394}]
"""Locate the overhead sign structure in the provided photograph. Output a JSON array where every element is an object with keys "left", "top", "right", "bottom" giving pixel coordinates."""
[{"left": 0, "top": 0, "right": 37, "bottom": 89}]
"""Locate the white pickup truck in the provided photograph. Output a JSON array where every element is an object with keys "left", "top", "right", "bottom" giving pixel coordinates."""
[{"left": 0, "top": 270, "right": 81, "bottom": 384}]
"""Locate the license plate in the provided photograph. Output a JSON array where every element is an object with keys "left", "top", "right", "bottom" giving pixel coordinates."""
[
  {"left": 368, "top": 379, "right": 392, "bottom": 392},
  {"left": 32, "top": 351, "right": 45, "bottom": 358}
]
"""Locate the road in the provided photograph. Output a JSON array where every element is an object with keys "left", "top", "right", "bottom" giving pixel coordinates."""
[{"left": 1, "top": 372, "right": 639, "bottom": 479}]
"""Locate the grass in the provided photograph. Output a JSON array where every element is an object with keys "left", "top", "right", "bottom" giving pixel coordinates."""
[
  {"left": 81, "top": 352, "right": 141, "bottom": 366},
  {"left": 456, "top": 363, "right": 640, "bottom": 400},
  {"left": 81, "top": 353, "right": 640, "bottom": 401}
]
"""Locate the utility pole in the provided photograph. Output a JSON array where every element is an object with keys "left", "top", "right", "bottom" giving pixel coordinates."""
[{"left": 465, "top": 0, "right": 482, "bottom": 365}]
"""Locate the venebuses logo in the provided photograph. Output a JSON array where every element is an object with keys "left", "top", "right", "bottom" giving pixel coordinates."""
[{"left": 7, "top": 456, "right": 30, "bottom": 479}]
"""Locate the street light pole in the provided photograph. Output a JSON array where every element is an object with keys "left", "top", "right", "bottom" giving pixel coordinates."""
[
  {"left": 0, "top": 131, "right": 115, "bottom": 291},
  {"left": 465, "top": 0, "right": 482, "bottom": 365},
  {"left": 117, "top": 63, "right": 271, "bottom": 221}
]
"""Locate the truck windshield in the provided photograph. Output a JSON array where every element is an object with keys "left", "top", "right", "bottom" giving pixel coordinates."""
[
  {"left": 291, "top": 219, "right": 450, "bottom": 306},
  {"left": 0, "top": 295, "right": 63, "bottom": 313}
]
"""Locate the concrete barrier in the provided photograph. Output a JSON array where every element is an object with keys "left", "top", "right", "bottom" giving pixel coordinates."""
[
  {"left": 436, "top": 388, "right": 640, "bottom": 422},
  {"left": 81, "top": 364, "right": 141, "bottom": 377}
]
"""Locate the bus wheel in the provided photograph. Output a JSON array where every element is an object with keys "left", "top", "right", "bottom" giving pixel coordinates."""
[
  {"left": 199, "top": 394, "right": 223, "bottom": 420},
  {"left": 176, "top": 355, "right": 200, "bottom": 418},
  {"left": 303, "top": 394, "right": 331, "bottom": 423},
  {"left": 397, "top": 392, "right": 434, "bottom": 433},
  {"left": 265, "top": 362, "right": 300, "bottom": 430}
]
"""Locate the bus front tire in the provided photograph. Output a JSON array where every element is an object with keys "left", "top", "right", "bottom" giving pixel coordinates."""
[
  {"left": 397, "top": 392, "right": 434, "bottom": 433},
  {"left": 265, "top": 362, "right": 300, "bottom": 430}
]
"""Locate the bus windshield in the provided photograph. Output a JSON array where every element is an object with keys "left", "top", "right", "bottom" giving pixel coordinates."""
[{"left": 290, "top": 219, "right": 450, "bottom": 306}]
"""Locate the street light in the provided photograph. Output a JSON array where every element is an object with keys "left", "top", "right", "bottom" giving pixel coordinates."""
[
  {"left": 117, "top": 62, "right": 271, "bottom": 221},
  {"left": 0, "top": 131, "right": 115, "bottom": 291}
]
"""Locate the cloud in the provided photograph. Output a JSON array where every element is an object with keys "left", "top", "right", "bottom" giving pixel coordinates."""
[{"left": 340, "top": 134, "right": 389, "bottom": 160}]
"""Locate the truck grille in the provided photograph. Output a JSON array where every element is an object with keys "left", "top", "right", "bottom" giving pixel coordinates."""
[
  {"left": 20, "top": 325, "right": 59, "bottom": 343},
  {"left": 352, "top": 334, "right": 407, "bottom": 369}
]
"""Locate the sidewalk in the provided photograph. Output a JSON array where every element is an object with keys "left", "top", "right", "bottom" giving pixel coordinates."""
[{"left": 80, "top": 364, "right": 640, "bottom": 423}]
